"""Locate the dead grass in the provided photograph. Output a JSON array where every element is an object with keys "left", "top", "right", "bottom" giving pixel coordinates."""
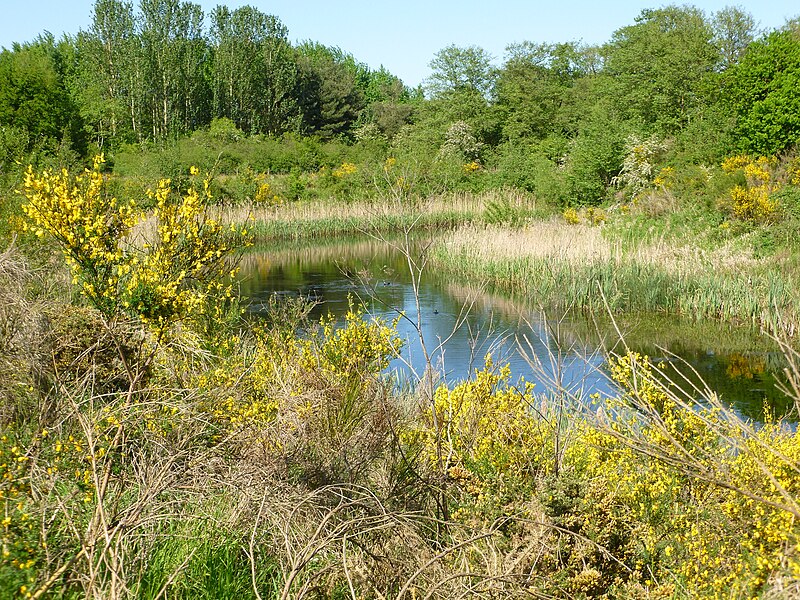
[
  {"left": 227, "top": 189, "right": 531, "bottom": 226},
  {"left": 439, "top": 219, "right": 766, "bottom": 275},
  {"left": 438, "top": 220, "right": 615, "bottom": 265}
]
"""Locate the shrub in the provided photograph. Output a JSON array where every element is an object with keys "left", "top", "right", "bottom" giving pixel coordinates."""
[
  {"left": 490, "top": 142, "right": 566, "bottom": 203},
  {"left": 565, "top": 351, "right": 800, "bottom": 597},
  {"left": 20, "top": 156, "right": 249, "bottom": 329},
  {"left": 719, "top": 155, "right": 780, "bottom": 222},
  {"left": 612, "top": 134, "right": 669, "bottom": 201},
  {"left": 403, "top": 357, "right": 549, "bottom": 522}
]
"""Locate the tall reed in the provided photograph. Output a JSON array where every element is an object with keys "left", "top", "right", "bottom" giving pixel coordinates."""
[{"left": 432, "top": 221, "right": 799, "bottom": 333}]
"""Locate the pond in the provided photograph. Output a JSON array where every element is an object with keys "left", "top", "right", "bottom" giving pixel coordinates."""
[{"left": 237, "top": 236, "right": 793, "bottom": 421}]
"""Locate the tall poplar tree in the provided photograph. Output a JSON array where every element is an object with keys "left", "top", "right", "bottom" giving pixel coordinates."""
[
  {"left": 138, "top": 0, "right": 207, "bottom": 139},
  {"left": 76, "top": 0, "right": 136, "bottom": 146},
  {"left": 210, "top": 6, "right": 298, "bottom": 135}
]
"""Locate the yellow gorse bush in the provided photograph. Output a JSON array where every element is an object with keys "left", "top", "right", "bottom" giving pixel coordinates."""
[
  {"left": 313, "top": 305, "right": 402, "bottom": 376},
  {"left": 563, "top": 207, "right": 580, "bottom": 225},
  {"left": 567, "top": 351, "right": 800, "bottom": 597},
  {"left": 198, "top": 303, "right": 401, "bottom": 432},
  {"left": 332, "top": 162, "right": 357, "bottom": 178},
  {"left": 720, "top": 155, "right": 780, "bottom": 222},
  {"left": 1, "top": 430, "right": 37, "bottom": 590},
  {"left": 462, "top": 161, "right": 481, "bottom": 174},
  {"left": 125, "top": 176, "right": 241, "bottom": 326},
  {"left": 652, "top": 165, "right": 675, "bottom": 188},
  {"left": 21, "top": 156, "right": 249, "bottom": 328},
  {"left": 562, "top": 207, "right": 605, "bottom": 226},
  {"left": 21, "top": 155, "right": 137, "bottom": 315},
  {"left": 1, "top": 419, "right": 120, "bottom": 596},
  {"left": 404, "top": 357, "right": 545, "bottom": 510},
  {"left": 254, "top": 182, "right": 282, "bottom": 206}
]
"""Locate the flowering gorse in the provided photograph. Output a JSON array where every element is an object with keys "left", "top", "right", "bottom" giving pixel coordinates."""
[
  {"left": 0, "top": 420, "right": 118, "bottom": 598},
  {"left": 403, "top": 356, "right": 546, "bottom": 522},
  {"left": 21, "top": 156, "right": 137, "bottom": 315},
  {"left": 462, "top": 160, "right": 481, "bottom": 174},
  {"left": 332, "top": 162, "right": 357, "bottom": 178},
  {"left": 720, "top": 155, "right": 780, "bottom": 222},
  {"left": 21, "top": 156, "right": 249, "bottom": 329},
  {"left": 1, "top": 429, "right": 37, "bottom": 594},
  {"left": 198, "top": 302, "right": 401, "bottom": 432},
  {"left": 652, "top": 165, "right": 675, "bottom": 188},
  {"left": 566, "top": 351, "right": 800, "bottom": 596}
]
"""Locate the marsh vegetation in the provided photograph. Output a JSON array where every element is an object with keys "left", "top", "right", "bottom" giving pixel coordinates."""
[{"left": 3, "top": 1, "right": 800, "bottom": 598}]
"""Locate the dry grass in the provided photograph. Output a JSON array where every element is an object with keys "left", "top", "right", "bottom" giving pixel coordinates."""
[
  {"left": 438, "top": 219, "right": 765, "bottom": 275},
  {"left": 130, "top": 189, "right": 537, "bottom": 248},
  {"left": 627, "top": 234, "right": 765, "bottom": 275},
  {"left": 224, "top": 189, "right": 532, "bottom": 226},
  {"left": 231, "top": 193, "right": 468, "bottom": 224},
  {"left": 0, "top": 242, "right": 74, "bottom": 422},
  {"left": 438, "top": 220, "right": 615, "bottom": 265}
]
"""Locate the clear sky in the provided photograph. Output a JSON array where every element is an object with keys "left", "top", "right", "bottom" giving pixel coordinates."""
[{"left": 1, "top": 1, "right": 797, "bottom": 88}]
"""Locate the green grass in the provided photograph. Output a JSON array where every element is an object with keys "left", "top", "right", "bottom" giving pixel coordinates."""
[{"left": 136, "top": 532, "right": 281, "bottom": 600}]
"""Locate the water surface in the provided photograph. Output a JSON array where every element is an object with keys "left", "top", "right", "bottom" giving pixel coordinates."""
[{"left": 238, "top": 237, "right": 792, "bottom": 421}]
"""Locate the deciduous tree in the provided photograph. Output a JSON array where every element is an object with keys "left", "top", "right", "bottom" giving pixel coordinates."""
[
  {"left": 604, "top": 5, "right": 720, "bottom": 133},
  {"left": 727, "top": 27, "right": 800, "bottom": 155}
]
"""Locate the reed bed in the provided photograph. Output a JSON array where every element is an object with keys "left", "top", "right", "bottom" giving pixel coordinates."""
[
  {"left": 221, "top": 189, "right": 536, "bottom": 241},
  {"left": 245, "top": 211, "right": 472, "bottom": 241},
  {"left": 130, "top": 189, "right": 539, "bottom": 246},
  {"left": 432, "top": 221, "right": 800, "bottom": 334},
  {"left": 238, "top": 190, "right": 506, "bottom": 222}
]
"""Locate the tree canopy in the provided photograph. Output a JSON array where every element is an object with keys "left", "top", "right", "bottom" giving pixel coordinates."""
[{"left": 1, "top": 0, "right": 799, "bottom": 197}]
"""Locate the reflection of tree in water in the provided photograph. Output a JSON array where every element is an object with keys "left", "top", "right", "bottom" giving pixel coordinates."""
[
  {"left": 651, "top": 349, "right": 792, "bottom": 422},
  {"left": 726, "top": 352, "right": 767, "bottom": 380}
]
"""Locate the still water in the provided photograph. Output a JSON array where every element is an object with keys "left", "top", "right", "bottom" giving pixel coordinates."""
[{"left": 238, "top": 237, "right": 792, "bottom": 421}]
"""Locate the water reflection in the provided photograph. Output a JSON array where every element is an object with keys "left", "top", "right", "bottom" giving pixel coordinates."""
[{"left": 237, "top": 237, "right": 792, "bottom": 421}]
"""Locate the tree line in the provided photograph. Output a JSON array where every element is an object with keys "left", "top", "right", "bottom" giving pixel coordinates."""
[
  {"left": 1, "top": 1, "right": 799, "bottom": 203},
  {"left": 0, "top": 0, "right": 410, "bottom": 153}
]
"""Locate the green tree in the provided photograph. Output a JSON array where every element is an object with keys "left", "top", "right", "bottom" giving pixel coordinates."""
[
  {"left": 425, "top": 44, "right": 494, "bottom": 99},
  {"left": 74, "top": 0, "right": 136, "bottom": 146},
  {"left": 138, "top": 0, "right": 208, "bottom": 139},
  {"left": 295, "top": 42, "right": 364, "bottom": 139},
  {"left": 413, "top": 44, "right": 501, "bottom": 152},
  {"left": 358, "top": 65, "right": 412, "bottom": 138},
  {"left": 210, "top": 6, "right": 299, "bottom": 135},
  {"left": 564, "top": 102, "right": 629, "bottom": 204},
  {"left": 495, "top": 41, "right": 583, "bottom": 140},
  {"left": 712, "top": 6, "right": 757, "bottom": 70},
  {"left": 171, "top": 2, "right": 210, "bottom": 134},
  {"left": 0, "top": 38, "right": 84, "bottom": 151},
  {"left": 603, "top": 5, "right": 720, "bottom": 133},
  {"left": 726, "top": 27, "right": 800, "bottom": 155}
]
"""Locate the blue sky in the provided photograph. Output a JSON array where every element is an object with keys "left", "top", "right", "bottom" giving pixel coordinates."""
[{"left": 1, "top": 1, "right": 797, "bottom": 87}]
